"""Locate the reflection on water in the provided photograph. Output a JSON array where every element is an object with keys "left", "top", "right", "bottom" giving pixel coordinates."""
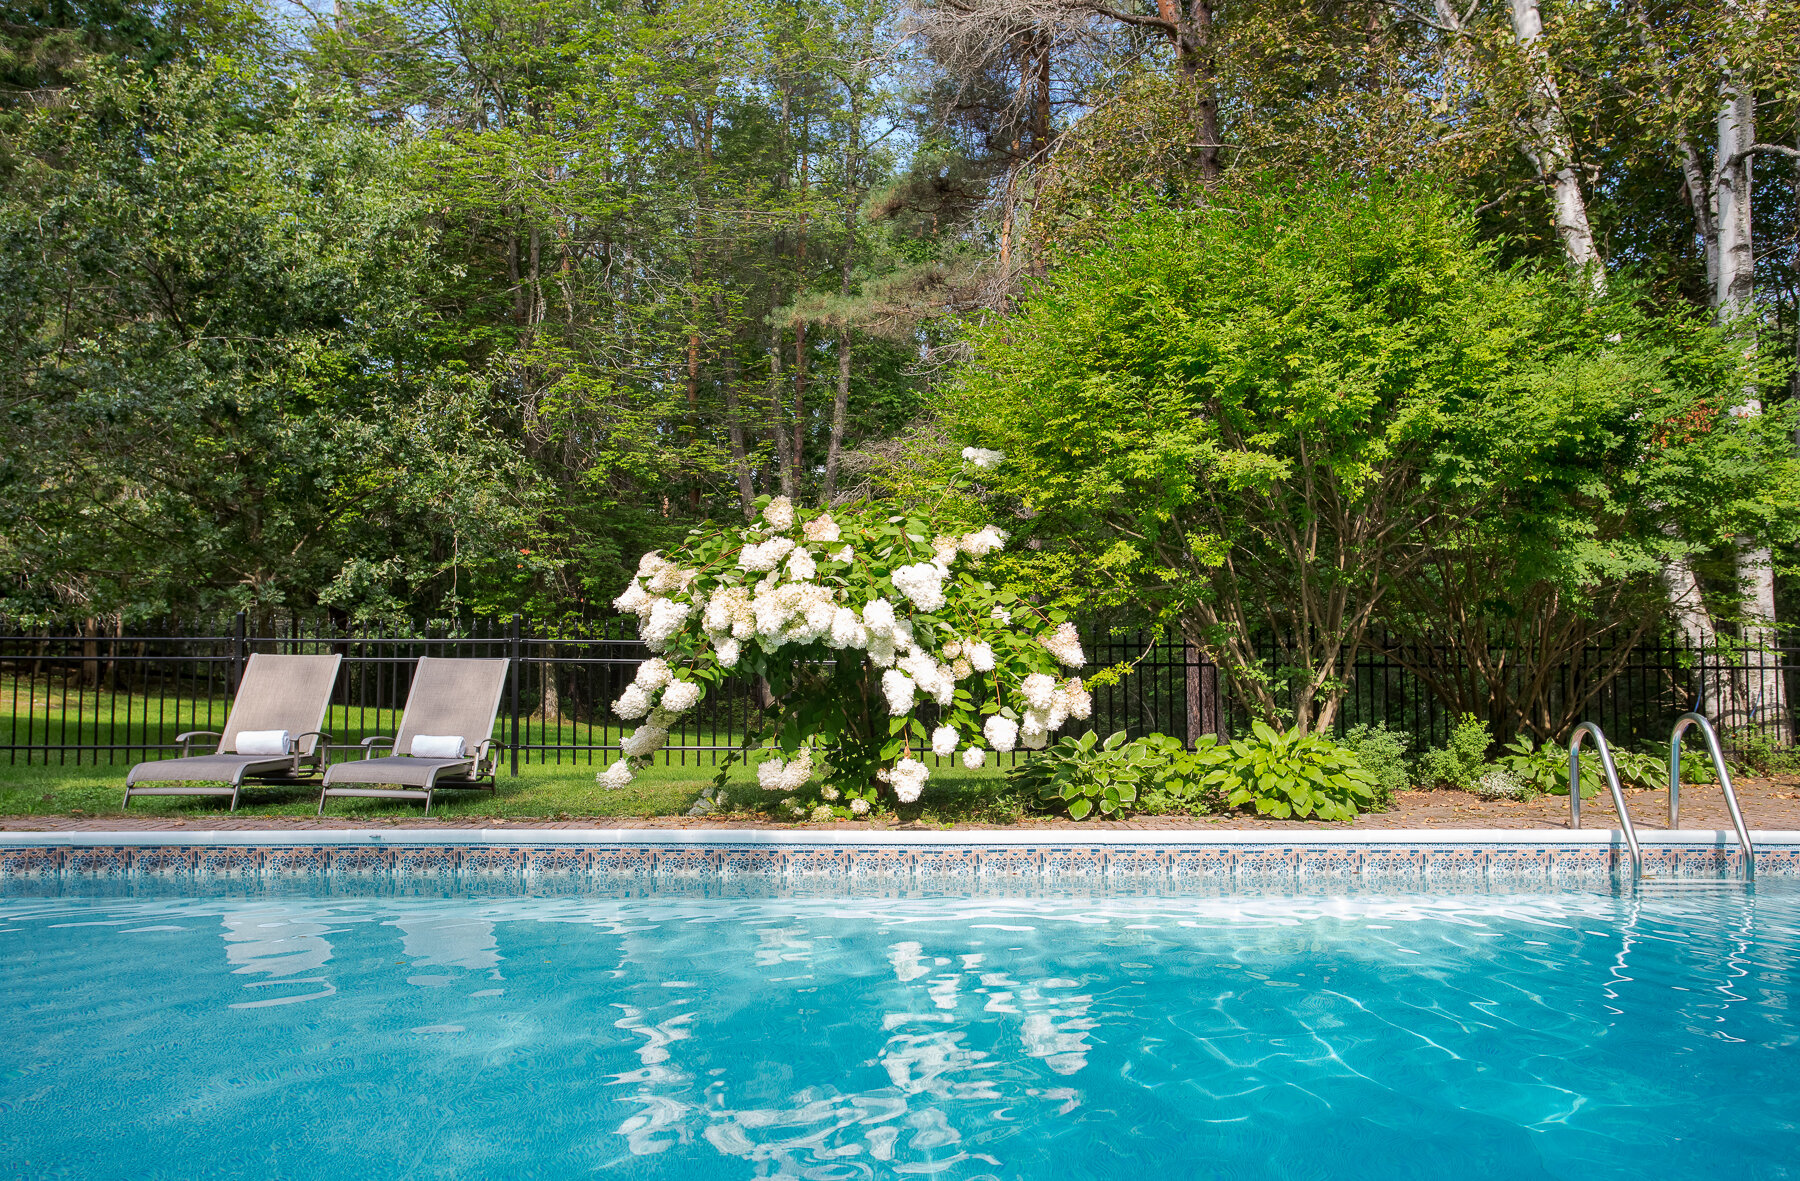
[
  {"left": 3, "top": 889, "right": 1799, "bottom": 1179},
  {"left": 604, "top": 926, "right": 1098, "bottom": 1175}
]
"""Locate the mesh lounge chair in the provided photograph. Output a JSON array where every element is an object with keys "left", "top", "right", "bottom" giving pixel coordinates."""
[
  {"left": 318, "top": 656, "right": 510, "bottom": 816},
  {"left": 124, "top": 652, "right": 342, "bottom": 811}
]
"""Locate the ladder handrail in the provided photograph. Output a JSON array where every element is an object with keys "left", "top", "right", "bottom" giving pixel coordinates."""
[
  {"left": 1569, "top": 722, "right": 1643, "bottom": 882},
  {"left": 1669, "top": 711, "right": 1755, "bottom": 882}
]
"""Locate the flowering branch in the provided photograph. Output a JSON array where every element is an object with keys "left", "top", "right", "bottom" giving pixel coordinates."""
[{"left": 595, "top": 452, "right": 1090, "bottom": 807}]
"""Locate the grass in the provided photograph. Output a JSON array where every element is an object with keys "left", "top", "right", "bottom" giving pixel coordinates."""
[
  {"left": 0, "top": 673, "right": 746, "bottom": 759},
  {"left": 0, "top": 675, "right": 1085, "bottom": 824},
  {"left": 0, "top": 753, "right": 1026, "bottom": 824}
]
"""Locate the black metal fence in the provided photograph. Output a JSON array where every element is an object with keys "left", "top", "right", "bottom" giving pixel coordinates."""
[
  {"left": 0, "top": 616, "right": 1209, "bottom": 770},
  {"left": 3, "top": 616, "right": 1797, "bottom": 769}
]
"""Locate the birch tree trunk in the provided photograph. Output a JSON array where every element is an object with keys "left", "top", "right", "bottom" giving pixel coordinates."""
[
  {"left": 1622, "top": 0, "right": 1738, "bottom": 717},
  {"left": 1505, "top": 0, "right": 1605, "bottom": 288},
  {"left": 1714, "top": 37, "right": 1788, "bottom": 738},
  {"left": 1434, "top": 0, "right": 1732, "bottom": 733}
]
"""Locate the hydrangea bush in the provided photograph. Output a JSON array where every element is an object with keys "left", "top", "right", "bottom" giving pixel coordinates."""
[{"left": 597, "top": 463, "right": 1089, "bottom": 807}]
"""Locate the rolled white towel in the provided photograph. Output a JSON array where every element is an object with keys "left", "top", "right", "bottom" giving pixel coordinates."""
[
  {"left": 409, "top": 734, "right": 467, "bottom": 759},
  {"left": 234, "top": 730, "right": 291, "bottom": 756}
]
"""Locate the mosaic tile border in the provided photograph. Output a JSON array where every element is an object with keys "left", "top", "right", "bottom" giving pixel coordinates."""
[{"left": 3, "top": 839, "right": 1796, "bottom": 887}]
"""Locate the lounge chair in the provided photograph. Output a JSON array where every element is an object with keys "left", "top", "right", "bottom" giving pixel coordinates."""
[
  {"left": 124, "top": 652, "right": 342, "bottom": 811},
  {"left": 317, "top": 656, "right": 509, "bottom": 816}
]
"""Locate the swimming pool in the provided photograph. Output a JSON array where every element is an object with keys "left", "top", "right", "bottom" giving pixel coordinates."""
[{"left": 4, "top": 879, "right": 1797, "bottom": 1179}]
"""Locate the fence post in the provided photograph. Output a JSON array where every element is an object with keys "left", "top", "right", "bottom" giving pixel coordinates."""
[
  {"left": 230, "top": 611, "right": 247, "bottom": 696},
  {"left": 509, "top": 613, "right": 522, "bottom": 777}
]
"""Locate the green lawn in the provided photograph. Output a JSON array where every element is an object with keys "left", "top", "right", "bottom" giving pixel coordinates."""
[
  {"left": 0, "top": 673, "right": 1032, "bottom": 822},
  {"left": 0, "top": 673, "right": 739, "bottom": 761},
  {"left": 0, "top": 753, "right": 1023, "bottom": 823}
]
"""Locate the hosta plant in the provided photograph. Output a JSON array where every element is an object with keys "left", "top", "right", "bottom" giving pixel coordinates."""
[
  {"left": 1498, "top": 736, "right": 1668, "bottom": 799},
  {"left": 596, "top": 458, "right": 1090, "bottom": 805},
  {"left": 1008, "top": 730, "right": 1147, "bottom": 820},
  {"left": 1218, "top": 721, "right": 1379, "bottom": 820},
  {"left": 1013, "top": 730, "right": 1234, "bottom": 819}
]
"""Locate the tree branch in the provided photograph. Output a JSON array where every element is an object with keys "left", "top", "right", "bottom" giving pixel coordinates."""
[{"left": 1078, "top": 3, "right": 1177, "bottom": 32}]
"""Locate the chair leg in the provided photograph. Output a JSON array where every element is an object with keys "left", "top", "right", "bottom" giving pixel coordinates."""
[{"left": 317, "top": 790, "right": 327, "bottom": 817}]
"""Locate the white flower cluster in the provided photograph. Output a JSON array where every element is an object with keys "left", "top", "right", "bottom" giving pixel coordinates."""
[
  {"left": 1010, "top": 673, "right": 1092, "bottom": 748},
  {"left": 959, "top": 525, "right": 1007, "bottom": 558},
  {"left": 961, "top": 446, "right": 1005, "bottom": 469},
  {"left": 621, "top": 724, "right": 668, "bottom": 758},
  {"left": 884, "top": 757, "right": 929, "bottom": 803},
  {"left": 738, "top": 535, "right": 795, "bottom": 573},
  {"left": 890, "top": 562, "right": 945, "bottom": 612},
  {"left": 762, "top": 496, "right": 796, "bottom": 531},
  {"left": 1041, "top": 622, "right": 1086, "bottom": 669},
  {"left": 898, "top": 650, "right": 955, "bottom": 707},
  {"left": 609, "top": 655, "right": 710, "bottom": 767},
  {"left": 602, "top": 483, "right": 1089, "bottom": 804},
  {"left": 757, "top": 748, "right": 813, "bottom": 792},
  {"left": 612, "top": 658, "right": 703, "bottom": 722}
]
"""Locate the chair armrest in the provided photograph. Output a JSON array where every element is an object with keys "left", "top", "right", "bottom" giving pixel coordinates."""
[
  {"left": 295, "top": 731, "right": 333, "bottom": 766},
  {"left": 360, "top": 736, "right": 397, "bottom": 758},
  {"left": 473, "top": 739, "right": 496, "bottom": 774},
  {"left": 175, "top": 731, "right": 222, "bottom": 756}
]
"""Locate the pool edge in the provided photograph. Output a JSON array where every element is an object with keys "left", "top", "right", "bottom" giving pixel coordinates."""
[{"left": 4, "top": 826, "right": 1799, "bottom": 847}]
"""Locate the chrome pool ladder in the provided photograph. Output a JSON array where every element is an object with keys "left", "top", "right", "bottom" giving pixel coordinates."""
[
  {"left": 1567, "top": 714, "right": 1755, "bottom": 884},
  {"left": 1668, "top": 712, "right": 1755, "bottom": 883},
  {"left": 1568, "top": 722, "right": 1645, "bottom": 882}
]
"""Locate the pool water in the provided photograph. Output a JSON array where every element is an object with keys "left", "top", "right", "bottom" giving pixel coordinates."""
[{"left": 3, "top": 885, "right": 1798, "bottom": 1179}]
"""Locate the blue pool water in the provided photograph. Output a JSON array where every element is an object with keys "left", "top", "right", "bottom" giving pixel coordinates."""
[{"left": 3, "top": 884, "right": 1799, "bottom": 1179}]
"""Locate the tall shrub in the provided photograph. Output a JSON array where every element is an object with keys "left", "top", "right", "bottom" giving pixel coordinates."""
[
  {"left": 600, "top": 473, "right": 1091, "bottom": 806},
  {"left": 948, "top": 179, "right": 1796, "bottom": 734}
]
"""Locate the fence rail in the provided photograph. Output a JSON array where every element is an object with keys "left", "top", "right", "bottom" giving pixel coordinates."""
[{"left": 4, "top": 616, "right": 1798, "bottom": 769}]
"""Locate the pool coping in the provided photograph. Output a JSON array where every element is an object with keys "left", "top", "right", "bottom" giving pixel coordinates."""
[{"left": 6, "top": 827, "right": 1800, "bottom": 848}]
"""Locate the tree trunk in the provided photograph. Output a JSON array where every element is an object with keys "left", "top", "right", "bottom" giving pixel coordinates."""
[
  {"left": 82, "top": 616, "right": 99, "bottom": 688},
  {"left": 1715, "top": 67, "right": 1756, "bottom": 316},
  {"left": 538, "top": 643, "right": 562, "bottom": 726},
  {"left": 769, "top": 342, "right": 796, "bottom": 498},
  {"left": 687, "top": 305, "right": 703, "bottom": 511},
  {"left": 1158, "top": 0, "right": 1221, "bottom": 182},
  {"left": 792, "top": 320, "right": 807, "bottom": 492},
  {"left": 712, "top": 290, "right": 756, "bottom": 518},
  {"left": 1714, "top": 40, "right": 1788, "bottom": 738},
  {"left": 507, "top": 228, "right": 524, "bottom": 325},
  {"left": 792, "top": 144, "right": 810, "bottom": 493},
  {"left": 1505, "top": 0, "right": 1604, "bottom": 286},
  {"left": 825, "top": 328, "right": 851, "bottom": 504},
  {"left": 1663, "top": 547, "right": 1736, "bottom": 721}
]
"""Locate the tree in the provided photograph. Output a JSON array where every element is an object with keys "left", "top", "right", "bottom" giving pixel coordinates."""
[
  {"left": 947, "top": 178, "right": 1799, "bottom": 734},
  {"left": 0, "top": 61, "right": 538, "bottom": 626}
]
